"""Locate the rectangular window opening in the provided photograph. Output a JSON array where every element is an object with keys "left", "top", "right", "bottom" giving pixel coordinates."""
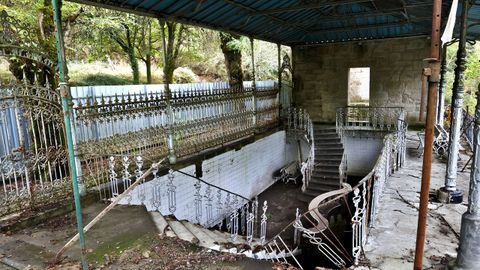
[{"left": 348, "top": 67, "right": 370, "bottom": 106}]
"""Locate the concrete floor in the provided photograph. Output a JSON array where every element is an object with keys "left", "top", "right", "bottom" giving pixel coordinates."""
[{"left": 359, "top": 131, "right": 471, "bottom": 270}]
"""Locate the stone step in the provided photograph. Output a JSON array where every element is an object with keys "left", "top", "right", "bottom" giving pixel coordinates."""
[
  {"left": 181, "top": 221, "right": 219, "bottom": 250},
  {"left": 315, "top": 142, "right": 342, "bottom": 147},
  {"left": 314, "top": 132, "right": 338, "bottom": 138},
  {"left": 312, "top": 171, "right": 340, "bottom": 179},
  {"left": 315, "top": 164, "right": 341, "bottom": 171},
  {"left": 313, "top": 167, "right": 339, "bottom": 174},
  {"left": 315, "top": 160, "right": 342, "bottom": 165},
  {"left": 315, "top": 157, "right": 343, "bottom": 163},
  {"left": 313, "top": 127, "right": 336, "bottom": 132},
  {"left": 308, "top": 181, "right": 341, "bottom": 191},
  {"left": 315, "top": 146, "right": 343, "bottom": 152},
  {"left": 167, "top": 218, "right": 199, "bottom": 244},
  {"left": 202, "top": 228, "right": 231, "bottom": 244},
  {"left": 315, "top": 152, "right": 343, "bottom": 158},
  {"left": 212, "top": 230, "right": 233, "bottom": 243},
  {"left": 149, "top": 212, "right": 176, "bottom": 237},
  {"left": 315, "top": 137, "right": 341, "bottom": 142}
]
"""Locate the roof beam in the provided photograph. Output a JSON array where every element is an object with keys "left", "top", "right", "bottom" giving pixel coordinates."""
[
  {"left": 250, "top": 0, "right": 370, "bottom": 15},
  {"left": 222, "top": 0, "right": 309, "bottom": 33},
  {"left": 308, "top": 16, "right": 431, "bottom": 35}
]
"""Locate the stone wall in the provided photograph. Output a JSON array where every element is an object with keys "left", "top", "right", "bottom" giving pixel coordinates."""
[{"left": 292, "top": 37, "right": 430, "bottom": 124}]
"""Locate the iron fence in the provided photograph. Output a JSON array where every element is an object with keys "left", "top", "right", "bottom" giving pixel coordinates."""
[
  {"left": 72, "top": 81, "right": 279, "bottom": 195},
  {"left": 0, "top": 79, "right": 70, "bottom": 217}
]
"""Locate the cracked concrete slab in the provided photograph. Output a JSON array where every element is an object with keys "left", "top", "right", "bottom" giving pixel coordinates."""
[{"left": 360, "top": 132, "right": 470, "bottom": 269}]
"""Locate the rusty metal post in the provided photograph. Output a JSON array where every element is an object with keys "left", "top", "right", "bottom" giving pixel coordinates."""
[
  {"left": 419, "top": 70, "right": 428, "bottom": 122},
  {"left": 413, "top": 0, "right": 442, "bottom": 269}
]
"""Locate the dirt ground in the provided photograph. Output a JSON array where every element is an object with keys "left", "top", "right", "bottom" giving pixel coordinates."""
[{"left": 0, "top": 202, "right": 285, "bottom": 270}]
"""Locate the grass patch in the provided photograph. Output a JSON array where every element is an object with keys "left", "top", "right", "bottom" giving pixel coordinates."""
[
  {"left": 86, "top": 232, "right": 153, "bottom": 265},
  {"left": 0, "top": 62, "right": 14, "bottom": 84},
  {"left": 70, "top": 73, "right": 133, "bottom": 86},
  {"left": 68, "top": 61, "right": 164, "bottom": 86}
]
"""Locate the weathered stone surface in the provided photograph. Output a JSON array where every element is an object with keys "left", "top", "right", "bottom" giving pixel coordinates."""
[
  {"left": 360, "top": 132, "right": 471, "bottom": 269},
  {"left": 292, "top": 37, "right": 430, "bottom": 124}
]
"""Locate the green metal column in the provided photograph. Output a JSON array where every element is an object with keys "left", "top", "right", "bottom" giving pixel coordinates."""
[
  {"left": 250, "top": 37, "right": 257, "bottom": 130},
  {"left": 52, "top": 0, "right": 88, "bottom": 269},
  {"left": 159, "top": 19, "right": 177, "bottom": 164}
]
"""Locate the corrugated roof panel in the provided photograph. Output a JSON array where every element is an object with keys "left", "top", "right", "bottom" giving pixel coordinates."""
[{"left": 66, "top": 0, "right": 477, "bottom": 45}]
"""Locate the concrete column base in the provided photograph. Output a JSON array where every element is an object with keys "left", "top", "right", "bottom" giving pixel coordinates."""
[
  {"left": 455, "top": 212, "right": 480, "bottom": 269},
  {"left": 437, "top": 187, "right": 463, "bottom": 204},
  {"left": 168, "top": 153, "right": 177, "bottom": 164}
]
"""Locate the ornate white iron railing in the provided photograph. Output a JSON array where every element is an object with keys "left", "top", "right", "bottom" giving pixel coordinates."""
[
  {"left": 336, "top": 106, "right": 405, "bottom": 132},
  {"left": 284, "top": 107, "right": 314, "bottom": 192},
  {"left": 259, "top": 113, "right": 407, "bottom": 269},
  {"left": 106, "top": 155, "right": 269, "bottom": 244}
]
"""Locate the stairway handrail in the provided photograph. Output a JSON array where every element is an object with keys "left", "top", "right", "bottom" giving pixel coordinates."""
[
  {"left": 261, "top": 127, "right": 404, "bottom": 269},
  {"left": 262, "top": 170, "right": 374, "bottom": 247},
  {"left": 169, "top": 167, "right": 252, "bottom": 202}
]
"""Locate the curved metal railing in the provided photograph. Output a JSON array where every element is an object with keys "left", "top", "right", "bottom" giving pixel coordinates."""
[{"left": 260, "top": 117, "right": 407, "bottom": 269}]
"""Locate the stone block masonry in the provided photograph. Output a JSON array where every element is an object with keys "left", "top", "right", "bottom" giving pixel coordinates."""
[{"left": 292, "top": 37, "right": 430, "bottom": 125}]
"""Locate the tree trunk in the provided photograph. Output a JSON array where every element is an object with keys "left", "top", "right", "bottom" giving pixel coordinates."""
[
  {"left": 219, "top": 33, "right": 243, "bottom": 92},
  {"left": 145, "top": 54, "right": 152, "bottom": 84},
  {"left": 128, "top": 47, "right": 140, "bottom": 84}
]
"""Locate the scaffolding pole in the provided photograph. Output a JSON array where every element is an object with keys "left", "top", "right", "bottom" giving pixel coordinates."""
[
  {"left": 413, "top": 0, "right": 442, "bottom": 269},
  {"left": 51, "top": 0, "right": 88, "bottom": 269}
]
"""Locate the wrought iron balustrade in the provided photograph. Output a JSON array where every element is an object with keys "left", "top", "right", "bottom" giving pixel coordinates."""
[
  {"left": 0, "top": 78, "right": 70, "bottom": 217},
  {"left": 259, "top": 127, "right": 407, "bottom": 269},
  {"left": 106, "top": 155, "right": 269, "bottom": 243},
  {"left": 336, "top": 106, "right": 405, "bottom": 133},
  {"left": 72, "top": 81, "right": 279, "bottom": 189},
  {"left": 283, "top": 107, "right": 314, "bottom": 192}
]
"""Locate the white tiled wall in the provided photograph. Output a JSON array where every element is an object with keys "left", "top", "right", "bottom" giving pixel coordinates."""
[
  {"left": 344, "top": 135, "right": 384, "bottom": 176},
  {"left": 118, "top": 130, "right": 299, "bottom": 226}
]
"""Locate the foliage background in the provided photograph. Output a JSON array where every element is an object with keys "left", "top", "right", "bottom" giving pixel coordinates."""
[{"left": 0, "top": 0, "right": 289, "bottom": 85}]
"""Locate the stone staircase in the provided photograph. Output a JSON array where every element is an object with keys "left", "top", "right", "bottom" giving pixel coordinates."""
[
  {"left": 148, "top": 210, "right": 299, "bottom": 259},
  {"left": 300, "top": 126, "right": 344, "bottom": 203}
]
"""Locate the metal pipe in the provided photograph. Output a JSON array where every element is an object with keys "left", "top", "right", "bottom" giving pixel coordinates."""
[
  {"left": 250, "top": 37, "right": 257, "bottom": 129},
  {"left": 413, "top": 0, "right": 442, "bottom": 268},
  {"left": 51, "top": 0, "right": 88, "bottom": 269},
  {"left": 457, "top": 82, "right": 480, "bottom": 269},
  {"left": 160, "top": 19, "right": 177, "bottom": 164},
  {"left": 277, "top": 43, "right": 282, "bottom": 119},
  {"left": 419, "top": 70, "right": 427, "bottom": 121},
  {"left": 441, "top": 0, "right": 469, "bottom": 199}
]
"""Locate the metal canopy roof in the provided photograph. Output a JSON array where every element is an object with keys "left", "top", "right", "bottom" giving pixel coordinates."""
[
  {"left": 68, "top": 0, "right": 480, "bottom": 45},
  {"left": 466, "top": 1, "right": 480, "bottom": 41}
]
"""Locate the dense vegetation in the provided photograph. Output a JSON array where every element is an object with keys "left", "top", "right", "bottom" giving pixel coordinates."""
[
  {"left": 0, "top": 0, "right": 287, "bottom": 87},
  {"left": 0, "top": 1, "right": 478, "bottom": 111}
]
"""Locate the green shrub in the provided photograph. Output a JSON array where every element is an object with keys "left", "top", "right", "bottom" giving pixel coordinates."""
[
  {"left": 70, "top": 73, "right": 133, "bottom": 86},
  {"left": 173, "top": 67, "right": 199, "bottom": 83}
]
